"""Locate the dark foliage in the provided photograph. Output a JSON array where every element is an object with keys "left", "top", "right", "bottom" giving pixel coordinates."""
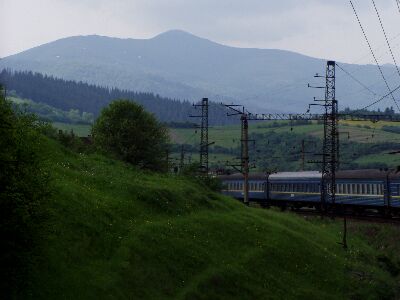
[
  {"left": 0, "top": 69, "right": 235, "bottom": 125},
  {"left": 0, "top": 87, "right": 51, "bottom": 298},
  {"left": 92, "top": 100, "right": 169, "bottom": 171},
  {"left": 382, "top": 126, "right": 400, "bottom": 134},
  {"left": 247, "top": 130, "right": 400, "bottom": 172}
]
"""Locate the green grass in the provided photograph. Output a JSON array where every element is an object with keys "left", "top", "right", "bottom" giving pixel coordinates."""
[
  {"left": 25, "top": 137, "right": 400, "bottom": 299},
  {"left": 171, "top": 122, "right": 400, "bottom": 148},
  {"left": 353, "top": 150, "right": 400, "bottom": 165}
]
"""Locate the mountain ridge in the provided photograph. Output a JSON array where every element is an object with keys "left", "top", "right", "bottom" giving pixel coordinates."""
[{"left": 1, "top": 30, "right": 398, "bottom": 113}]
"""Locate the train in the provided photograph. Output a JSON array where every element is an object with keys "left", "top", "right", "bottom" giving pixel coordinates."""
[{"left": 219, "top": 169, "right": 400, "bottom": 216}]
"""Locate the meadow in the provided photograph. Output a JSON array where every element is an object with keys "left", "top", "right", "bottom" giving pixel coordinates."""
[{"left": 27, "top": 136, "right": 400, "bottom": 299}]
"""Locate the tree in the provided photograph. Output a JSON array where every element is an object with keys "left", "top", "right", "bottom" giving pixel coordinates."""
[
  {"left": 92, "top": 100, "right": 169, "bottom": 171},
  {"left": 0, "top": 86, "right": 51, "bottom": 297}
]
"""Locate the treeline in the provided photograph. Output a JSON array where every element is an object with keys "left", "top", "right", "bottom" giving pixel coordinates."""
[
  {"left": 341, "top": 106, "right": 397, "bottom": 115},
  {"left": 247, "top": 130, "right": 399, "bottom": 172},
  {"left": 0, "top": 69, "right": 236, "bottom": 125}
]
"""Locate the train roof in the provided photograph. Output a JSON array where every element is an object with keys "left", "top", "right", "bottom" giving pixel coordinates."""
[
  {"left": 335, "top": 169, "right": 400, "bottom": 179},
  {"left": 218, "top": 172, "right": 266, "bottom": 180},
  {"left": 218, "top": 169, "right": 400, "bottom": 180},
  {"left": 269, "top": 171, "right": 321, "bottom": 179}
]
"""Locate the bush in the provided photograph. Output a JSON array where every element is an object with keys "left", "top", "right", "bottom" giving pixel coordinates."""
[
  {"left": 0, "top": 88, "right": 51, "bottom": 297},
  {"left": 92, "top": 100, "right": 169, "bottom": 171}
]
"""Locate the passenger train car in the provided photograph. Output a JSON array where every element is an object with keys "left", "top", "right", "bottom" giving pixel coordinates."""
[{"left": 219, "top": 169, "right": 400, "bottom": 214}]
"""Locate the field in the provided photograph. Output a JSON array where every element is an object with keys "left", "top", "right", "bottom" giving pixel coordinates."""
[
  {"left": 52, "top": 122, "right": 92, "bottom": 136},
  {"left": 51, "top": 120, "right": 400, "bottom": 168},
  {"left": 172, "top": 121, "right": 400, "bottom": 147},
  {"left": 27, "top": 137, "right": 400, "bottom": 299}
]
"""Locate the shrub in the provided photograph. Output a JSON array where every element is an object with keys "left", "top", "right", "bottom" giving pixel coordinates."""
[{"left": 92, "top": 100, "right": 169, "bottom": 171}]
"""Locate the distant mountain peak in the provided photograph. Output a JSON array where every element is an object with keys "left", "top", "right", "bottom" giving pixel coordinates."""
[{"left": 152, "top": 29, "right": 215, "bottom": 45}]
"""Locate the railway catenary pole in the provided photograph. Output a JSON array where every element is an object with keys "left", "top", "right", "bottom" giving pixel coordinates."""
[
  {"left": 190, "top": 98, "right": 210, "bottom": 176},
  {"left": 179, "top": 145, "right": 185, "bottom": 172},
  {"left": 223, "top": 104, "right": 252, "bottom": 205},
  {"left": 241, "top": 114, "right": 250, "bottom": 205},
  {"left": 320, "top": 60, "right": 338, "bottom": 214},
  {"left": 301, "top": 139, "right": 305, "bottom": 171}
]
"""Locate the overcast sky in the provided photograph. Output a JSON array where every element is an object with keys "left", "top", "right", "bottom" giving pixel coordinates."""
[{"left": 1, "top": 0, "right": 399, "bottom": 64}]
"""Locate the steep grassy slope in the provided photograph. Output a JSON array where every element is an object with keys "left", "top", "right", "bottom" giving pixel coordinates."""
[{"left": 28, "top": 138, "right": 398, "bottom": 299}]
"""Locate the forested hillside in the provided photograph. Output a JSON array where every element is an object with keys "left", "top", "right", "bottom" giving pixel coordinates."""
[
  {"left": 0, "top": 69, "right": 235, "bottom": 125},
  {"left": 1, "top": 30, "right": 398, "bottom": 112}
]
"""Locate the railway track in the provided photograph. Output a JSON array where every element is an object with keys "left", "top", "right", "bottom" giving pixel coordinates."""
[{"left": 293, "top": 209, "right": 400, "bottom": 225}]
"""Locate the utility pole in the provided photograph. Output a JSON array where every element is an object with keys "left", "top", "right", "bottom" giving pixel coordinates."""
[
  {"left": 308, "top": 60, "right": 338, "bottom": 213},
  {"left": 190, "top": 98, "right": 212, "bottom": 176},
  {"left": 166, "top": 148, "right": 170, "bottom": 173},
  {"left": 321, "top": 61, "right": 338, "bottom": 213},
  {"left": 224, "top": 104, "right": 251, "bottom": 205},
  {"left": 301, "top": 139, "right": 305, "bottom": 171},
  {"left": 179, "top": 145, "right": 185, "bottom": 172},
  {"left": 241, "top": 114, "right": 250, "bottom": 205}
]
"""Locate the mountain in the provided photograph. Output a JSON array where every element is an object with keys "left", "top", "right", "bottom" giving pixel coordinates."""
[
  {"left": 1, "top": 30, "right": 399, "bottom": 113},
  {"left": 0, "top": 69, "right": 236, "bottom": 125}
]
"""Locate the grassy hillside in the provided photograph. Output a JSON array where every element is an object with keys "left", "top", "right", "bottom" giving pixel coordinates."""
[
  {"left": 24, "top": 137, "right": 399, "bottom": 299},
  {"left": 51, "top": 120, "right": 400, "bottom": 169}
]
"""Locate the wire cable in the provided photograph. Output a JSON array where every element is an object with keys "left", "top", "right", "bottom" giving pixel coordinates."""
[
  {"left": 350, "top": 0, "right": 400, "bottom": 112},
  {"left": 335, "top": 63, "right": 380, "bottom": 97},
  {"left": 351, "top": 83, "right": 400, "bottom": 113},
  {"left": 372, "top": 0, "right": 400, "bottom": 79}
]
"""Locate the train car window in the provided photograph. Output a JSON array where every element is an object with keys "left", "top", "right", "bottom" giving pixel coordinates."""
[{"left": 366, "top": 184, "right": 370, "bottom": 194}]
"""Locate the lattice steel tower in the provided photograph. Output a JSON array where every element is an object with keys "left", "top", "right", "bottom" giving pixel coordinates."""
[
  {"left": 321, "top": 61, "right": 338, "bottom": 212},
  {"left": 199, "top": 98, "right": 209, "bottom": 175}
]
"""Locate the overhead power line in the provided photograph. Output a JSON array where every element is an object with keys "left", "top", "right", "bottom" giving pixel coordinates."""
[
  {"left": 352, "top": 83, "right": 400, "bottom": 113},
  {"left": 335, "top": 63, "right": 379, "bottom": 97},
  {"left": 372, "top": 0, "right": 400, "bottom": 79},
  {"left": 350, "top": 0, "right": 400, "bottom": 112}
]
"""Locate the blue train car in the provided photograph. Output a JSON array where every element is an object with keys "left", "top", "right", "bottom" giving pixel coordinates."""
[
  {"left": 268, "top": 171, "right": 321, "bottom": 208},
  {"left": 219, "top": 169, "right": 400, "bottom": 214},
  {"left": 334, "top": 170, "right": 386, "bottom": 209},
  {"left": 220, "top": 173, "right": 267, "bottom": 200}
]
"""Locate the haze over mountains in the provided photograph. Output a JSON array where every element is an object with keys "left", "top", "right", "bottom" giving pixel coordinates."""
[{"left": 1, "top": 30, "right": 399, "bottom": 113}]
